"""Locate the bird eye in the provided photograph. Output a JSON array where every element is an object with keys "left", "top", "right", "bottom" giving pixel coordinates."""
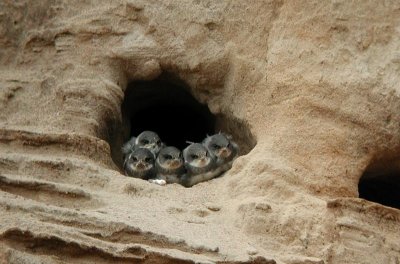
[
  {"left": 145, "top": 157, "right": 152, "bottom": 162},
  {"left": 191, "top": 154, "right": 198, "bottom": 159},
  {"left": 131, "top": 156, "right": 138, "bottom": 161},
  {"left": 212, "top": 144, "right": 221, "bottom": 149},
  {"left": 164, "top": 154, "right": 172, "bottom": 159}
]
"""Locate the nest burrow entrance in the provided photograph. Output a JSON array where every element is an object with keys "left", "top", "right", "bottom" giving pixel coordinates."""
[
  {"left": 358, "top": 167, "right": 400, "bottom": 210},
  {"left": 109, "top": 75, "right": 256, "bottom": 170}
]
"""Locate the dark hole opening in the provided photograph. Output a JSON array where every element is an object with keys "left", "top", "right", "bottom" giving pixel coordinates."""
[
  {"left": 358, "top": 169, "right": 400, "bottom": 210},
  {"left": 123, "top": 78, "right": 215, "bottom": 148},
  {"left": 110, "top": 74, "right": 256, "bottom": 171},
  {"left": 126, "top": 87, "right": 215, "bottom": 149}
]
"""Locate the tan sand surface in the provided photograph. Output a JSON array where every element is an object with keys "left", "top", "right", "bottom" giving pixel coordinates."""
[{"left": 1, "top": 1, "right": 400, "bottom": 263}]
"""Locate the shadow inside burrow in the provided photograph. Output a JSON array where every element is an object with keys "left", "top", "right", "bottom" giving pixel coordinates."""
[{"left": 358, "top": 167, "right": 400, "bottom": 210}]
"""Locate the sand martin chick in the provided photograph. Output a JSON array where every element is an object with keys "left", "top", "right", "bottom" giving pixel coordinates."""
[
  {"left": 203, "top": 133, "right": 239, "bottom": 171},
  {"left": 180, "top": 143, "right": 217, "bottom": 187},
  {"left": 135, "top": 131, "right": 163, "bottom": 156},
  {"left": 123, "top": 147, "right": 155, "bottom": 180},
  {"left": 155, "top": 146, "right": 185, "bottom": 184}
]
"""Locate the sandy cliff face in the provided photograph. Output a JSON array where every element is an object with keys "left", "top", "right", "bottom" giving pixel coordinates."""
[{"left": 1, "top": 1, "right": 400, "bottom": 263}]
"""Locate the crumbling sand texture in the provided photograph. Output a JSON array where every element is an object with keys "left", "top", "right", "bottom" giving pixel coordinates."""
[{"left": 1, "top": 1, "right": 400, "bottom": 263}]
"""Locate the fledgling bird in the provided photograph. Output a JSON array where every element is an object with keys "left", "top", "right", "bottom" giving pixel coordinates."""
[
  {"left": 135, "top": 131, "right": 164, "bottom": 156},
  {"left": 121, "top": 131, "right": 163, "bottom": 159},
  {"left": 180, "top": 143, "right": 217, "bottom": 187},
  {"left": 155, "top": 146, "right": 185, "bottom": 184},
  {"left": 123, "top": 147, "right": 156, "bottom": 180},
  {"left": 202, "top": 133, "right": 239, "bottom": 172}
]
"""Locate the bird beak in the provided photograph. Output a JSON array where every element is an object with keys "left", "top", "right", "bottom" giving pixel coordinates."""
[
  {"left": 149, "top": 143, "right": 160, "bottom": 152},
  {"left": 147, "top": 143, "right": 154, "bottom": 149},
  {"left": 136, "top": 161, "right": 146, "bottom": 170},
  {"left": 197, "top": 157, "right": 209, "bottom": 167},
  {"left": 218, "top": 147, "right": 231, "bottom": 158},
  {"left": 170, "top": 159, "right": 181, "bottom": 168}
]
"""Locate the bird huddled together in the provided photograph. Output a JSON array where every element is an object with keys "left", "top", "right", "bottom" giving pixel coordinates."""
[{"left": 122, "top": 131, "right": 239, "bottom": 187}]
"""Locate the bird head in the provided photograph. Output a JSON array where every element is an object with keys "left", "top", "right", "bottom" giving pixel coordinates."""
[
  {"left": 135, "top": 131, "right": 163, "bottom": 155},
  {"left": 127, "top": 148, "right": 155, "bottom": 172},
  {"left": 183, "top": 143, "right": 212, "bottom": 169},
  {"left": 157, "top": 146, "right": 184, "bottom": 170}
]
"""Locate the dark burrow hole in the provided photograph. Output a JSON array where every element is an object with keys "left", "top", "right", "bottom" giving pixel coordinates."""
[
  {"left": 358, "top": 167, "right": 400, "bottom": 210},
  {"left": 110, "top": 75, "right": 256, "bottom": 170}
]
